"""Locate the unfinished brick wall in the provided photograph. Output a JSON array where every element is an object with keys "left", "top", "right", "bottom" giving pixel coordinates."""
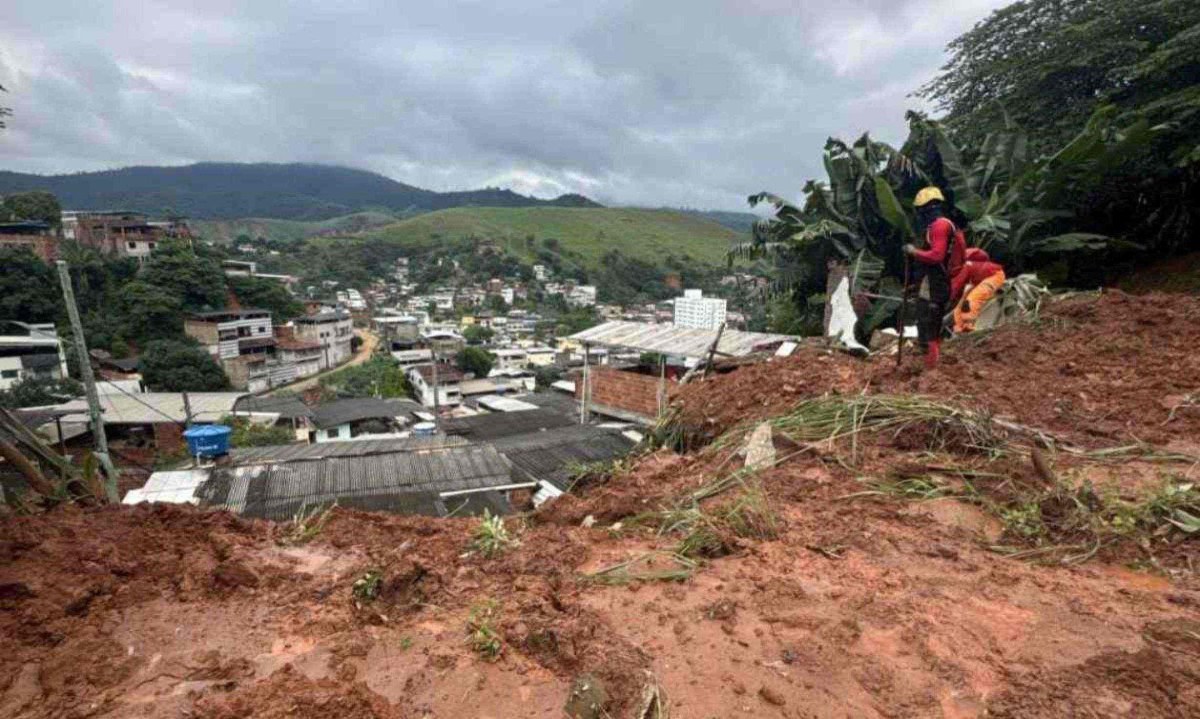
[
  {"left": 153, "top": 423, "right": 186, "bottom": 454},
  {"left": 576, "top": 365, "right": 666, "bottom": 420}
]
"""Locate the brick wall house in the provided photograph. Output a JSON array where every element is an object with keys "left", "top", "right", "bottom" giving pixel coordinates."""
[{"left": 576, "top": 365, "right": 671, "bottom": 423}]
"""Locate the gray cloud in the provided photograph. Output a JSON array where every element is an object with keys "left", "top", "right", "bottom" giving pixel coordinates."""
[{"left": 0, "top": 0, "right": 1008, "bottom": 210}]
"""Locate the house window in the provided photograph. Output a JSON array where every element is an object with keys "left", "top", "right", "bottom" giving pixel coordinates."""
[
  {"left": 127, "top": 241, "right": 137, "bottom": 249},
  {"left": 149, "top": 242, "right": 156, "bottom": 249},
  {"left": 1, "top": 369, "right": 18, "bottom": 379}
]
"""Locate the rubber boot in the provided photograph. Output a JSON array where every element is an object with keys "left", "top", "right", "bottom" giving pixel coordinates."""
[{"left": 924, "top": 338, "right": 941, "bottom": 370}]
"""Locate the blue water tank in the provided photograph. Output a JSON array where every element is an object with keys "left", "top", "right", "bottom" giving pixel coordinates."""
[{"left": 183, "top": 424, "right": 232, "bottom": 458}]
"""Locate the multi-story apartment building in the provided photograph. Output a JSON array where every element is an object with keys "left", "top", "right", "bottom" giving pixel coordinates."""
[
  {"left": 0, "top": 221, "right": 58, "bottom": 262},
  {"left": 62, "top": 211, "right": 191, "bottom": 262},
  {"left": 673, "top": 289, "right": 727, "bottom": 331},
  {"left": 293, "top": 309, "right": 354, "bottom": 370},
  {"left": 184, "top": 309, "right": 275, "bottom": 361}
]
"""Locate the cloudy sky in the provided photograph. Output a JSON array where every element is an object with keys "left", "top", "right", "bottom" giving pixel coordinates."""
[{"left": 0, "top": 0, "right": 1009, "bottom": 210}]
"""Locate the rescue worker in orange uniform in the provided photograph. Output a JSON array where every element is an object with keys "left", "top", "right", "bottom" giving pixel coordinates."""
[
  {"left": 903, "top": 187, "right": 966, "bottom": 369},
  {"left": 952, "top": 249, "right": 1006, "bottom": 333}
]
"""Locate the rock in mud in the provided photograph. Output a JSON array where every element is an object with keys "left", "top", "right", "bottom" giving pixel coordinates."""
[
  {"left": 758, "top": 685, "right": 787, "bottom": 706},
  {"left": 213, "top": 560, "right": 261, "bottom": 589},
  {"left": 743, "top": 422, "right": 776, "bottom": 471},
  {"left": 565, "top": 673, "right": 609, "bottom": 719}
]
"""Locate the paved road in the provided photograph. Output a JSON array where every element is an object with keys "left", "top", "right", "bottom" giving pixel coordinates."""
[{"left": 268, "top": 329, "right": 379, "bottom": 395}]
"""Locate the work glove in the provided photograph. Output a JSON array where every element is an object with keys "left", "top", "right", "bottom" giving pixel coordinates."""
[{"left": 902, "top": 244, "right": 917, "bottom": 256}]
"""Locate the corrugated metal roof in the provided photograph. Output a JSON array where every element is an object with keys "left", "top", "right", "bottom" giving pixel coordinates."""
[
  {"left": 493, "top": 425, "right": 636, "bottom": 491},
  {"left": 311, "top": 398, "right": 423, "bottom": 429},
  {"left": 196, "top": 444, "right": 513, "bottom": 521},
  {"left": 233, "top": 395, "right": 313, "bottom": 419},
  {"left": 442, "top": 408, "right": 576, "bottom": 440},
  {"left": 570, "top": 321, "right": 796, "bottom": 359},
  {"left": 53, "top": 392, "right": 247, "bottom": 425},
  {"left": 229, "top": 435, "right": 470, "bottom": 463}
]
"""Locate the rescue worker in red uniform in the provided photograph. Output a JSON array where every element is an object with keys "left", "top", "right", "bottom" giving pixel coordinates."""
[{"left": 903, "top": 187, "right": 966, "bottom": 370}]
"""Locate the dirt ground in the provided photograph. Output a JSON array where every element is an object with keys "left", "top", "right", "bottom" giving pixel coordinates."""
[
  {"left": 674, "top": 290, "right": 1200, "bottom": 451},
  {"left": 2, "top": 290, "right": 1199, "bottom": 718}
]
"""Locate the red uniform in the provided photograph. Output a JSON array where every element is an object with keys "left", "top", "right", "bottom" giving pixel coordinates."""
[
  {"left": 910, "top": 217, "right": 967, "bottom": 369},
  {"left": 910, "top": 217, "right": 967, "bottom": 296},
  {"left": 951, "top": 248, "right": 997, "bottom": 301}
]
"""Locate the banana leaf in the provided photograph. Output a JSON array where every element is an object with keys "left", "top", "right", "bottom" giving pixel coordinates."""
[{"left": 874, "top": 176, "right": 914, "bottom": 240}]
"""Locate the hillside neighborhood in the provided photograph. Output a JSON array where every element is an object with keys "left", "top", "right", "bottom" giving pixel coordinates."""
[{"left": 2, "top": 0, "right": 1199, "bottom": 717}]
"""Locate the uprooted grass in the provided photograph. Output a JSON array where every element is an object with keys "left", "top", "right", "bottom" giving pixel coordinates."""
[
  {"left": 466, "top": 599, "right": 504, "bottom": 660},
  {"left": 581, "top": 551, "right": 699, "bottom": 585},
  {"left": 848, "top": 456, "right": 1200, "bottom": 567},
  {"left": 470, "top": 509, "right": 520, "bottom": 559},
  {"left": 280, "top": 502, "right": 337, "bottom": 546},
  {"left": 659, "top": 480, "right": 780, "bottom": 559}
]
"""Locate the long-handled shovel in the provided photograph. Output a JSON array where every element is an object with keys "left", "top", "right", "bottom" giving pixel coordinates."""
[{"left": 896, "top": 256, "right": 910, "bottom": 368}]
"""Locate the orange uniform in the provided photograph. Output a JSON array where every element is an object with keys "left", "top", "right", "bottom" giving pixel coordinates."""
[{"left": 953, "top": 259, "right": 1006, "bottom": 333}]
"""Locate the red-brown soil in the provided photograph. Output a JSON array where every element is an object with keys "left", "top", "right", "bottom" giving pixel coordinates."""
[
  {"left": 2, "top": 290, "right": 1199, "bottom": 718},
  {"left": 674, "top": 290, "right": 1200, "bottom": 450}
]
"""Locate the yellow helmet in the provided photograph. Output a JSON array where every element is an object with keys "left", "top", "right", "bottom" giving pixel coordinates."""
[{"left": 913, "top": 186, "right": 946, "bottom": 208}]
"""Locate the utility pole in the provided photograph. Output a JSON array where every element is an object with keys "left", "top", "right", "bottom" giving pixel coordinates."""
[
  {"left": 580, "top": 342, "right": 590, "bottom": 424},
  {"left": 182, "top": 392, "right": 195, "bottom": 467},
  {"left": 56, "top": 261, "right": 120, "bottom": 503},
  {"left": 430, "top": 352, "right": 440, "bottom": 428}
]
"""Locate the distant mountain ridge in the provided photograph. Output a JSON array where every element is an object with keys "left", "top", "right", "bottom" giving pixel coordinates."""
[{"left": 0, "top": 162, "right": 602, "bottom": 220}]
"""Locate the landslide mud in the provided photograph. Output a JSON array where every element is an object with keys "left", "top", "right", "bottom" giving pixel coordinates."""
[{"left": 2, "top": 289, "right": 1199, "bottom": 718}]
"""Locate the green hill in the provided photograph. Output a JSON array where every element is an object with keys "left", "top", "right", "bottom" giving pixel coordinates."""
[
  {"left": 193, "top": 211, "right": 404, "bottom": 245},
  {"left": 0, "top": 163, "right": 601, "bottom": 220},
  {"left": 363, "top": 206, "right": 742, "bottom": 267}
]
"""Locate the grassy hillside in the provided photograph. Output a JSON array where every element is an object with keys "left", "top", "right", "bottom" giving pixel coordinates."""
[
  {"left": 362, "top": 206, "right": 742, "bottom": 266},
  {"left": 193, "top": 211, "right": 403, "bottom": 245}
]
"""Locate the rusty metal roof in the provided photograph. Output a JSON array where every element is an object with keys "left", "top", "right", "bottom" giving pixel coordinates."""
[
  {"left": 570, "top": 321, "right": 796, "bottom": 359},
  {"left": 196, "top": 444, "right": 513, "bottom": 521}
]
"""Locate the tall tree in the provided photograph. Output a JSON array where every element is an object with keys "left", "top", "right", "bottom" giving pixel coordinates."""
[
  {"left": 919, "top": 0, "right": 1200, "bottom": 255},
  {"left": 118, "top": 281, "right": 185, "bottom": 344},
  {"left": 140, "top": 339, "right": 230, "bottom": 391},
  {"left": 456, "top": 347, "right": 495, "bottom": 378},
  {"left": 227, "top": 275, "right": 303, "bottom": 322},
  {"left": 139, "top": 239, "right": 226, "bottom": 310},
  {"left": 1, "top": 191, "right": 62, "bottom": 228},
  {"left": 0, "top": 249, "right": 61, "bottom": 323},
  {"left": 919, "top": 0, "right": 1200, "bottom": 154}
]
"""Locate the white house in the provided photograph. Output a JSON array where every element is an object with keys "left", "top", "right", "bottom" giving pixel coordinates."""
[
  {"left": 406, "top": 364, "right": 465, "bottom": 409},
  {"left": 0, "top": 323, "right": 68, "bottom": 391}
]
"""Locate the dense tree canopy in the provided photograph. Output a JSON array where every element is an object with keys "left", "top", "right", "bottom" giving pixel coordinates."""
[
  {"left": 140, "top": 240, "right": 226, "bottom": 311},
  {"left": 227, "top": 275, "right": 303, "bottom": 322},
  {"left": 0, "top": 376, "right": 84, "bottom": 409},
  {"left": 463, "top": 324, "right": 495, "bottom": 345},
  {"left": 918, "top": 0, "right": 1200, "bottom": 258},
  {"left": 1, "top": 191, "right": 62, "bottom": 228},
  {"left": 455, "top": 347, "right": 495, "bottom": 378},
  {"left": 919, "top": 0, "right": 1200, "bottom": 155},
  {"left": 140, "top": 339, "right": 230, "bottom": 392},
  {"left": 319, "top": 354, "right": 410, "bottom": 399},
  {"left": 0, "top": 248, "right": 61, "bottom": 323},
  {"left": 118, "top": 281, "right": 185, "bottom": 345}
]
